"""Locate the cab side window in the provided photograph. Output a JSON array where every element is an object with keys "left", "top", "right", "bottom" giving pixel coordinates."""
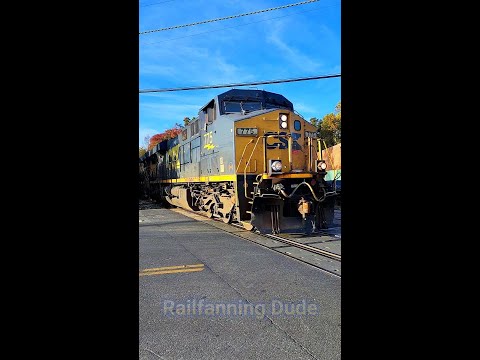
[{"left": 204, "top": 100, "right": 216, "bottom": 124}]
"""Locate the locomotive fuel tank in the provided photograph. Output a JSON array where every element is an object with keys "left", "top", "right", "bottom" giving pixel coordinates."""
[{"left": 165, "top": 186, "right": 196, "bottom": 210}]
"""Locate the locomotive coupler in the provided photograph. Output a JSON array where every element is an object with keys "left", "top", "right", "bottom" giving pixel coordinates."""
[{"left": 297, "top": 197, "right": 312, "bottom": 220}]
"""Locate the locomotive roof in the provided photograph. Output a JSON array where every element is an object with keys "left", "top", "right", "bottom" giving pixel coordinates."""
[
  {"left": 199, "top": 89, "right": 293, "bottom": 112},
  {"left": 140, "top": 89, "right": 295, "bottom": 161}
]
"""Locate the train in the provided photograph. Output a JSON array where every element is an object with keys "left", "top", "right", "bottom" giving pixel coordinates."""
[{"left": 139, "top": 89, "right": 338, "bottom": 234}]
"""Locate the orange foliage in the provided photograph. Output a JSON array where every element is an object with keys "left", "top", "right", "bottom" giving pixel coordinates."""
[{"left": 147, "top": 126, "right": 183, "bottom": 150}]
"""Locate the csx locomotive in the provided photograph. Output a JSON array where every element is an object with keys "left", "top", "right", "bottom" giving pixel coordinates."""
[{"left": 139, "top": 89, "right": 337, "bottom": 234}]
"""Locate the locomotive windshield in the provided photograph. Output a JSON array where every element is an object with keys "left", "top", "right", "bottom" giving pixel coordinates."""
[
  {"left": 224, "top": 101, "right": 263, "bottom": 114},
  {"left": 216, "top": 90, "right": 294, "bottom": 115}
]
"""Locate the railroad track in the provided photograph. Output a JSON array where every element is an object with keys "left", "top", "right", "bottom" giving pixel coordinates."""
[
  {"left": 230, "top": 222, "right": 341, "bottom": 278},
  {"left": 161, "top": 205, "right": 342, "bottom": 278}
]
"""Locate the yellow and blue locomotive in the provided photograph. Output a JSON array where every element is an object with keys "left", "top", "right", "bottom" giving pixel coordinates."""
[{"left": 139, "top": 89, "right": 336, "bottom": 234}]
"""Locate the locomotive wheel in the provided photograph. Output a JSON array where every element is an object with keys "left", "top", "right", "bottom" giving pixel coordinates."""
[
  {"left": 206, "top": 204, "right": 214, "bottom": 218},
  {"left": 223, "top": 211, "right": 232, "bottom": 224}
]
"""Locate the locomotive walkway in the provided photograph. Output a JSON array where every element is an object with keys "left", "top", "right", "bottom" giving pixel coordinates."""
[{"left": 139, "top": 204, "right": 341, "bottom": 360}]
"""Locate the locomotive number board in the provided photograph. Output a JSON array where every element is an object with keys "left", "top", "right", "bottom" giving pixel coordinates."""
[
  {"left": 305, "top": 131, "right": 318, "bottom": 139},
  {"left": 236, "top": 128, "right": 258, "bottom": 136}
]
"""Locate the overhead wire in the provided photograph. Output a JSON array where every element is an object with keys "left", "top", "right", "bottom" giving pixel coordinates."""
[
  {"left": 140, "top": 2, "right": 340, "bottom": 45},
  {"left": 140, "top": 0, "right": 176, "bottom": 8},
  {"left": 139, "top": 74, "right": 341, "bottom": 93},
  {"left": 139, "top": 0, "right": 320, "bottom": 35}
]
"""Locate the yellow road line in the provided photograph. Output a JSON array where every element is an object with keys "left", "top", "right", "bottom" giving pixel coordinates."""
[
  {"left": 139, "top": 263, "right": 204, "bottom": 276},
  {"left": 140, "top": 264, "right": 204, "bottom": 272},
  {"left": 139, "top": 267, "right": 205, "bottom": 276}
]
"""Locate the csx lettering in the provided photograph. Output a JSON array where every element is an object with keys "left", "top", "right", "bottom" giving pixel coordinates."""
[
  {"left": 265, "top": 132, "right": 301, "bottom": 150},
  {"left": 266, "top": 131, "right": 288, "bottom": 149},
  {"left": 291, "top": 132, "right": 302, "bottom": 150}
]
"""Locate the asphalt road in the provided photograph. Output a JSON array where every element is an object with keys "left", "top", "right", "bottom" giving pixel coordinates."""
[{"left": 139, "top": 208, "right": 341, "bottom": 360}]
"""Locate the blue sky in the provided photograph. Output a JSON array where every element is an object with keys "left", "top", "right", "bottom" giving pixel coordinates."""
[{"left": 139, "top": 0, "right": 341, "bottom": 147}]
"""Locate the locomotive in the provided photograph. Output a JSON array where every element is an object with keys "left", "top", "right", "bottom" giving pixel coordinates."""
[{"left": 139, "top": 89, "right": 337, "bottom": 234}]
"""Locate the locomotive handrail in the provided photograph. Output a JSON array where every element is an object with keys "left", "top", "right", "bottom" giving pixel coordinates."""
[
  {"left": 261, "top": 133, "right": 293, "bottom": 173},
  {"left": 307, "top": 137, "right": 312, "bottom": 172},
  {"left": 243, "top": 136, "right": 263, "bottom": 200},
  {"left": 243, "top": 133, "right": 293, "bottom": 200},
  {"left": 278, "top": 180, "right": 336, "bottom": 202},
  {"left": 235, "top": 139, "right": 255, "bottom": 173}
]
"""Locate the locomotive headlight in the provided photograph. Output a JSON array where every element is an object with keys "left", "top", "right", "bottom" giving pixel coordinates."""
[
  {"left": 279, "top": 113, "right": 288, "bottom": 129},
  {"left": 271, "top": 160, "right": 283, "bottom": 172},
  {"left": 269, "top": 159, "right": 283, "bottom": 175},
  {"left": 316, "top": 160, "right": 327, "bottom": 171}
]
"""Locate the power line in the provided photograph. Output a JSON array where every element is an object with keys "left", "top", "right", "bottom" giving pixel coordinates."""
[
  {"left": 140, "top": 2, "right": 340, "bottom": 45},
  {"left": 139, "top": 74, "right": 340, "bottom": 93},
  {"left": 140, "top": 0, "right": 176, "bottom": 7},
  {"left": 139, "top": 0, "right": 320, "bottom": 35}
]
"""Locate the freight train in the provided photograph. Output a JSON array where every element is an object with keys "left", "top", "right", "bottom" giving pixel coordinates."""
[{"left": 139, "top": 89, "right": 337, "bottom": 234}]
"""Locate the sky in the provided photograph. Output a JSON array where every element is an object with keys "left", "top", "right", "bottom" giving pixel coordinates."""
[{"left": 139, "top": 0, "right": 341, "bottom": 147}]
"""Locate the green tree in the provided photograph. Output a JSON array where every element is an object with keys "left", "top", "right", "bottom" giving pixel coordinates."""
[
  {"left": 309, "top": 117, "right": 321, "bottom": 128},
  {"left": 334, "top": 100, "right": 341, "bottom": 143},
  {"left": 184, "top": 116, "right": 198, "bottom": 126},
  {"left": 319, "top": 113, "right": 338, "bottom": 147},
  {"left": 139, "top": 146, "right": 147, "bottom": 157}
]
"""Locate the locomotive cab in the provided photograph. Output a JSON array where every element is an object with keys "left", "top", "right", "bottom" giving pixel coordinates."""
[{"left": 226, "top": 89, "right": 336, "bottom": 234}]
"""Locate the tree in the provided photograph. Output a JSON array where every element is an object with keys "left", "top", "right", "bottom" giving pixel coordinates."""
[
  {"left": 310, "top": 101, "right": 341, "bottom": 147},
  {"left": 147, "top": 125, "right": 183, "bottom": 150},
  {"left": 333, "top": 100, "right": 341, "bottom": 143},
  {"left": 335, "top": 101, "right": 341, "bottom": 116},
  {"left": 143, "top": 135, "right": 151, "bottom": 149},
  {"left": 184, "top": 116, "right": 198, "bottom": 126},
  {"left": 139, "top": 147, "right": 147, "bottom": 157},
  {"left": 148, "top": 134, "right": 165, "bottom": 150},
  {"left": 309, "top": 117, "right": 320, "bottom": 128},
  {"left": 319, "top": 113, "right": 340, "bottom": 147}
]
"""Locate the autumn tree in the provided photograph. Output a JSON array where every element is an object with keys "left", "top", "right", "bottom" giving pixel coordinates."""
[
  {"left": 147, "top": 125, "right": 183, "bottom": 150},
  {"left": 310, "top": 101, "right": 341, "bottom": 147},
  {"left": 139, "top": 147, "right": 147, "bottom": 157},
  {"left": 148, "top": 134, "right": 165, "bottom": 150},
  {"left": 319, "top": 113, "right": 339, "bottom": 147}
]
